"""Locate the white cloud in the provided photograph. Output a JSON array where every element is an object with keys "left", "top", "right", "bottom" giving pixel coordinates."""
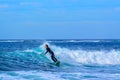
[
  {"left": 20, "top": 2, "right": 41, "bottom": 6},
  {"left": 0, "top": 4, "right": 9, "bottom": 8}
]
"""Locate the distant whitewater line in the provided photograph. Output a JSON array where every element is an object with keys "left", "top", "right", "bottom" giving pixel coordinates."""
[
  {"left": 0, "top": 40, "right": 24, "bottom": 43},
  {"left": 45, "top": 40, "right": 115, "bottom": 43}
]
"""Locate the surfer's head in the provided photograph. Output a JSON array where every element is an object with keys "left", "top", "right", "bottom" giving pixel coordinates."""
[{"left": 45, "top": 44, "right": 49, "bottom": 48}]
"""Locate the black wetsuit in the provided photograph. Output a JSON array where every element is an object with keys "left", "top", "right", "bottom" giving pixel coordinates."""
[{"left": 45, "top": 47, "right": 58, "bottom": 62}]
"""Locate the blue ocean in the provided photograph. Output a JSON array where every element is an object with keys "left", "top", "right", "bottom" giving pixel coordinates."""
[{"left": 0, "top": 39, "right": 120, "bottom": 80}]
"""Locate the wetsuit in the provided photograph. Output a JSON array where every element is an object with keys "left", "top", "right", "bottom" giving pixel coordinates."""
[{"left": 45, "top": 47, "right": 58, "bottom": 62}]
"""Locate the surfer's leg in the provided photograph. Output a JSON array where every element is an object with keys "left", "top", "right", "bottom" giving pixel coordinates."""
[
  {"left": 51, "top": 55, "right": 58, "bottom": 62},
  {"left": 53, "top": 56, "right": 58, "bottom": 62}
]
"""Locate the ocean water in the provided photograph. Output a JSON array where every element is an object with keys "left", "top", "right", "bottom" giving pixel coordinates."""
[{"left": 0, "top": 39, "right": 120, "bottom": 80}]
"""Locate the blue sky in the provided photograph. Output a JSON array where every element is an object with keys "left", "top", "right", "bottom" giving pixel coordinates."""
[{"left": 0, "top": 0, "right": 120, "bottom": 39}]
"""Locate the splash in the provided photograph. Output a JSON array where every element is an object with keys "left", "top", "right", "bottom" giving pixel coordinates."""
[{"left": 38, "top": 43, "right": 120, "bottom": 65}]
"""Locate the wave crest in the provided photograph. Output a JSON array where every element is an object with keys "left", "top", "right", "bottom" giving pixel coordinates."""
[{"left": 39, "top": 43, "right": 120, "bottom": 65}]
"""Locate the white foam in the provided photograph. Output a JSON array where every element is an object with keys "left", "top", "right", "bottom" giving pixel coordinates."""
[
  {"left": 0, "top": 40, "right": 24, "bottom": 43},
  {"left": 46, "top": 40, "right": 102, "bottom": 43},
  {"left": 0, "top": 71, "right": 66, "bottom": 80},
  {"left": 0, "top": 73, "right": 27, "bottom": 80},
  {"left": 16, "top": 71, "right": 66, "bottom": 80},
  {"left": 44, "top": 40, "right": 99, "bottom": 43},
  {"left": 40, "top": 43, "right": 120, "bottom": 65},
  {"left": 68, "top": 40, "right": 101, "bottom": 43}
]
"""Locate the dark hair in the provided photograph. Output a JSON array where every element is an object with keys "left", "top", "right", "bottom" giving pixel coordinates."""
[{"left": 45, "top": 44, "right": 48, "bottom": 47}]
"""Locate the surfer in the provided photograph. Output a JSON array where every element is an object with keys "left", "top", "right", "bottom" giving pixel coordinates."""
[{"left": 44, "top": 44, "right": 58, "bottom": 63}]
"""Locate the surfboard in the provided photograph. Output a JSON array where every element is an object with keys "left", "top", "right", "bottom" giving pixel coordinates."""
[
  {"left": 40, "top": 53, "right": 60, "bottom": 67},
  {"left": 55, "top": 61, "right": 60, "bottom": 67}
]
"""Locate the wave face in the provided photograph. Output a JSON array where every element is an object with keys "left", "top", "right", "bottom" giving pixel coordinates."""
[
  {"left": 46, "top": 45, "right": 120, "bottom": 65},
  {"left": 1, "top": 39, "right": 120, "bottom": 80}
]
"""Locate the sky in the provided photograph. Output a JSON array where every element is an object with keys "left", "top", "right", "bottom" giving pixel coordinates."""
[{"left": 0, "top": 0, "right": 120, "bottom": 39}]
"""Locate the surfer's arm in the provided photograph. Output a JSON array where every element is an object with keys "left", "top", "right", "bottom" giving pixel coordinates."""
[{"left": 44, "top": 50, "right": 48, "bottom": 55}]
